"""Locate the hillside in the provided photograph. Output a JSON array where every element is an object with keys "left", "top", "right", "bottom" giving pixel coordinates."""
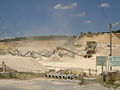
[
  {"left": 0, "top": 35, "right": 75, "bottom": 53},
  {"left": 0, "top": 34, "right": 119, "bottom": 75},
  {"left": 0, "top": 35, "right": 76, "bottom": 42},
  {"left": 74, "top": 33, "right": 120, "bottom": 46},
  {"left": 113, "top": 30, "right": 120, "bottom": 33},
  {"left": 74, "top": 33, "right": 120, "bottom": 56}
]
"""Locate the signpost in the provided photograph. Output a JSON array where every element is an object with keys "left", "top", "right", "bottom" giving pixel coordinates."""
[
  {"left": 96, "top": 56, "right": 120, "bottom": 79},
  {"left": 96, "top": 56, "right": 107, "bottom": 66},
  {"left": 96, "top": 56, "right": 108, "bottom": 77},
  {"left": 108, "top": 57, "right": 120, "bottom": 66}
]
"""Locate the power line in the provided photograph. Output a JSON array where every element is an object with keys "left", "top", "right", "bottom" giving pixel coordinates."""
[
  {"left": 98, "top": 0, "right": 115, "bottom": 70},
  {"left": 97, "top": 0, "right": 110, "bottom": 24}
]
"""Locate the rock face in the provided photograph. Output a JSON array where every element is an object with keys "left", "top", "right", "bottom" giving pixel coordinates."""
[
  {"left": 0, "top": 55, "right": 49, "bottom": 73},
  {"left": 74, "top": 33, "right": 120, "bottom": 56},
  {"left": 74, "top": 33, "right": 120, "bottom": 47}
]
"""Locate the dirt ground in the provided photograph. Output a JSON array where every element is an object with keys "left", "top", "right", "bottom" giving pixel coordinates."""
[
  {"left": 0, "top": 78, "right": 119, "bottom": 90},
  {"left": 0, "top": 55, "right": 48, "bottom": 73}
]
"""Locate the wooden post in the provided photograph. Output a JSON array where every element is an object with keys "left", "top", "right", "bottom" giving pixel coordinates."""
[
  {"left": 89, "top": 68, "right": 91, "bottom": 77},
  {"left": 96, "top": 63, "right": 97, "bottom": 77},
  {"left": 108, "top": 57, "right": 110, "bottom": 71},
  {"left": 2, "top": 61, "right": 5, "bottom": 72},
  {"left": 101, "top": 66, "right": 104, "bottom": 81},
  {"left": 106, "top": 58, "right": 108, "bottom": 71},
  {"left": 109, "top": 24, "right": 112, "bottom": 70},
  {"left": 101, "top": 66, "right": 103, "bottom": 74},
  {"left": 82, "top": 68, "right": 84, "bottom": 76}
]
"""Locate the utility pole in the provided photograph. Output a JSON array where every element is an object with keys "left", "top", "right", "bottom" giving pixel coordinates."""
[{"left": 109, "top": 24, "right": 112, "bottom": 70}]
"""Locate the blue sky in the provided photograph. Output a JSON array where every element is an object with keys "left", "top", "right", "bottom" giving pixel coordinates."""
[{"left": 0, "top": 0, "right": 120, "bottom": 37}]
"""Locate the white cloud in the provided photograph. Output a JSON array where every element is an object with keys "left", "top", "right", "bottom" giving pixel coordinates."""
[
  {"left": 16, "top": 32, "right": 20, "bottom": 35},
  {"left": 54, "top": 3, "right": 77, "bottom": 10},
  {"left": 85, "top": 20, "right": 92, "bottom": 24},
  {"left": 70, "top": 12, "right": 86, "bottom": 17},
  {"left": 112, "top": 22, "right": 120, "bottom": 27},
  {"left": 100, "top": 3, "right": 110, "bottom": 8}
]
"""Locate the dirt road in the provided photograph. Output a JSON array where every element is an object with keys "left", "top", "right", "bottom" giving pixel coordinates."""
[{"left": 0, "top": 78, "right": 119, "bottom": 90}]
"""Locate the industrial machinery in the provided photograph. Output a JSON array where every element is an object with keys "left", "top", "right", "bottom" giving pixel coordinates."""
[{"left": 86, "top": 41, "right": 97, "bottom": 54}]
